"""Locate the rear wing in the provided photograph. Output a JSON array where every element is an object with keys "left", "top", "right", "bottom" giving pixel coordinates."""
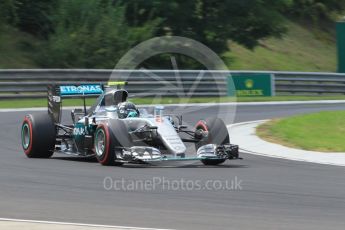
[{"left": 47, "top": 82, "right": 127, "bottom": 123}]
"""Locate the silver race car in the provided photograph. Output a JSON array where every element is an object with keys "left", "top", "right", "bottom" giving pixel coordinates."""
[{"left": 21, "top": 82, "right": 239, "bottom": 166}]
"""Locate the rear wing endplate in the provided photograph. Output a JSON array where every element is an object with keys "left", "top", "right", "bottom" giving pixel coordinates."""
[{"left": 47, "top": 82, "right": 127, "bottom": 123}]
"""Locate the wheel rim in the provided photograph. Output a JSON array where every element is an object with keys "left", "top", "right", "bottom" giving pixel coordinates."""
[
  {"left": 95, "top": 129, "right": 106, "bottom": 157},
  {"left": 22, "top": 123, "right": 30, "bottom": 149}
]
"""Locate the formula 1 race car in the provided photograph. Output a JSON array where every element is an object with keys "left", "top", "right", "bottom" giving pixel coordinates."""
[{"left": 21, "top": 82, "right": 239, "bottom": 166}]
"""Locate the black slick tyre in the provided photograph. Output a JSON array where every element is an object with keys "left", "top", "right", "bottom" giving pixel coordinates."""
[{"left": 21, "top": 113, "right": 56, "bottom": 158}]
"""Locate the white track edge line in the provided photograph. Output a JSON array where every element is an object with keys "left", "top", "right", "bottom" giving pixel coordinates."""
[
  {"left": 0, "top": 218, "right": 174, "bottom": 230},
  {"left": 227, "top": 119, "right": 269, "bottom": 128},
  {"left": 1, "top": 100, "right": 345, "bottom": 112}
]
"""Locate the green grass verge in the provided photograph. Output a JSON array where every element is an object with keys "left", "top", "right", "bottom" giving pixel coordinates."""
[
  {"left": 1, "top": 95, "right": 345, "bottom": 109},
  {"left": 257, "top": 111, "right": 345, "bottom": 152},
  {"left": 226, "top": 20, "right": 336, "bottom": 72}
]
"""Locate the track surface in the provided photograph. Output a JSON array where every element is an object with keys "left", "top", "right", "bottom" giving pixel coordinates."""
[{"left": 1, "top": 103, "right": 345, "bottom": 230}]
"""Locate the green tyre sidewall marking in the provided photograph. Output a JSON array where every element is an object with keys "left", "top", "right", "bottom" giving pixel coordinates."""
[
  {"left": 95, "top": 128, "right": 106, "bottom": 157},
  {"left": 21, "top": 123, "right": 30, "bottom": 150}
]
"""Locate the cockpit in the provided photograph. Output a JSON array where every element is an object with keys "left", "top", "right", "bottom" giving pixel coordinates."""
[{"left": 89, "top": 89, "right": 145, "bottom": 119}]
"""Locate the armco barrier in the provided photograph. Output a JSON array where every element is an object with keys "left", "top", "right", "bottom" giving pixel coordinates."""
[
  {"left": 274, "top": 71, "right": 345, "bottom": 94},
  {"left": 0, "top": 69, "right": 345, "bottom": 99},
  {"left": 0, "top": 69, "right": 228, "bottom": 99}
]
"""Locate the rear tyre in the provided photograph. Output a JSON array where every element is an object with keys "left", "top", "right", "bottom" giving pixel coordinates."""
[
  {"left": 94, "top": 120, "right": 132, "bottom": 166},
  {"left": 195, "top": 118, "right": 230, "bottom": 166},
  {"left": 21, "top": 114, "right": 56, "bottom": 158}
]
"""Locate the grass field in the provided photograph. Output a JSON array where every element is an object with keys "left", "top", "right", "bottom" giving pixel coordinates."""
[
  {"left": 227, "top": 20, "right": 336, "bottom": 72},
  {"left": 1, "top": 95, "right": 345, "bottom": 108},
  {"left": 257, "top": 111, "right": 345, "bottom": 152}
]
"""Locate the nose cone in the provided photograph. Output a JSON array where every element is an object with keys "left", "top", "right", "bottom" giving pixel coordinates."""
[{"left": 152, "top": 117, "right": 186, "bottom": 155}]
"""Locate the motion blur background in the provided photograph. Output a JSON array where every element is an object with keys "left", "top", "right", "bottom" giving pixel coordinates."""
[{"left": 1, "top": 0, "right": 345, "bottom": 70}]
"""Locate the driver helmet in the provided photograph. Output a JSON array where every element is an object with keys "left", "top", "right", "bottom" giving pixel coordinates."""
[{"left": 117, "top": 102, "right": 140, "bottom": 118}]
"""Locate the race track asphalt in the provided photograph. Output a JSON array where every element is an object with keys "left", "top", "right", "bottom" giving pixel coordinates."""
[{"left": 0, "top": 103, "right": 345, "bottom": 230}]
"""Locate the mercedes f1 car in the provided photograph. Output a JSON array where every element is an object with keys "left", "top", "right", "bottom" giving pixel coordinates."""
[{"left": 21, "top": 82, "right": 239, "bottom": 166}]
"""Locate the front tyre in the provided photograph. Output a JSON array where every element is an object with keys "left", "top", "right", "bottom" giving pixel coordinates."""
[
  {"left": 94, "top": 120, "right": 131, "bottom": 166},
  {"left": 21, "top": 114, "right": 56, "bottom": 158},
  {"left": 195, "top": 118, "right": 230, "bottom": 166},
  {"left": 94, "top": 124, "right": 117, "bottom": 166}
]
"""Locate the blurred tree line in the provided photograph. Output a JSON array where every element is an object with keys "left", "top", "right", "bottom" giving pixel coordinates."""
[{"left": 0, "top": 0, "right": 344, "bottom": 68}]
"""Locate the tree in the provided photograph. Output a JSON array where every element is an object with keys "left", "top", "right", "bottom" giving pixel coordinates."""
[
  {"left": 122, "top": 0, "right": 289, "bottom": 68},
  {"left": 36, "top": 0, "right": 160, "bottom": 68},
  {"left": 2, "top": 0, "right": 295, "bottom": 68},
  {"left": 14, "top": 0, "right": 58, "bottom": 38},
  {"left": 0, "top": 0, "right": 16, "bottom": 30},
  {"left": 125, "top": 0, "right": 289, "bottom": 52},
  {"left": 288, "top": 0, "right": 345, "bottom": 23}
]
